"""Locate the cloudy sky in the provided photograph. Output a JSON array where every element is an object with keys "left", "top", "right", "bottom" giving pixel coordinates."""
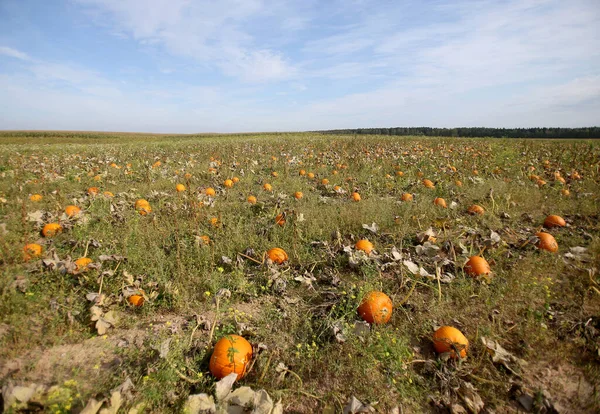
[{"left": 0, "top": 0, "right": 599, "bottom": 132}]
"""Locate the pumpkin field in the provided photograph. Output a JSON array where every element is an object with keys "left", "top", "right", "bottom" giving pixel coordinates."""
[{"left": 0, "top": 131, "right": 599, "bottom": 413}]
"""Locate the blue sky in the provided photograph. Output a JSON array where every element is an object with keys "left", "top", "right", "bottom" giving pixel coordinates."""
[{"left": 0, "top": 0, "right": 599, "bottom": 132}]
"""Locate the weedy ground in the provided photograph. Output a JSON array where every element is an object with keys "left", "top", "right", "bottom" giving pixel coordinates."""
[{"left": 0, "top": 132, "right": 599, "bottom": 413}]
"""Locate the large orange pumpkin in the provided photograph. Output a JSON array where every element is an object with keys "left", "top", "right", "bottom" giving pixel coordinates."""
[
  {"left": 65, "top": 205, "right": 81, "bottom": 217},
  {"left": 536, "top": 232, "right": 558, "bottom": 253},
  {"left": 42, "top": 223, "right": 63, "bottom": 237},
  {"left": 543, "top": 215, "right": 566, "bottom": 228},
  {"left": 267, "top": 248, "right": 288, "bottom": 264},
  {"left": 467, "top": 205, "right": 484, "bottom": 215},
  {"left": 357, "top": 291, "right": 393, "bottom": 324},
  {"left": 23, "top": 243, "right": 43, "bottom": 261},
  {"left": 433, "top": 326, "right": 468, "bottom": 359},
  {"left": 464, "top": 256, "right": 490, "bottom": 277},
  {"left": 128, "top": 295, "right": 144, "bottom": 307},
  {"left": 355, "top": 239, "right": 374, "bottom": 255},
  {"left": 209, "top": 335, "right": 253, "bottom": 380}
]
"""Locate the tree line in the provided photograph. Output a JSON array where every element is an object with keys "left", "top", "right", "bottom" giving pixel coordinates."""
[{"left": 317, "top": 127, "right": 600, "bottom": 139}]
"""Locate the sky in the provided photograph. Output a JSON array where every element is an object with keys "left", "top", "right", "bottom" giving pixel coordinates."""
[{"left": 0, "top": 0, "right": 599, "bottom": 133}]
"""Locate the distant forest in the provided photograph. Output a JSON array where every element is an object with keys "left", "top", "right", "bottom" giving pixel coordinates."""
[{"left": 318, "top": 127, "right": 600, "bottom": 139}]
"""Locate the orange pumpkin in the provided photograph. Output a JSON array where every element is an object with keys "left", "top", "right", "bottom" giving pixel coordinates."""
[
  {"left": 536, "top": 232, "right": 558, "bottom": 253},
  {"left": 263, "top": 183, "right": 273, "bottom": 192},
  {"left": 87, "top": 187, "right": 100, "bottom": 196},
  {"left": 422, "top": 179, "right": 435, "bottom": 189},
  {"left": 351, "top": 192, "right": 361, "bottom": 202},
  {"left": 467, "top": 205, "right": 484, "bottom": 215},
  {"left": 561, "top": 189, "right": 570, "bottom": 197},
  {"left": 307, "top": 172, "right": 315, "bottom": 179},
  {"left": 321, "top": 178, "right": 329, "bottom": 185},
  {"left": 42, "top": 223, "right": 62, "bottom": 237},
  {"left": 184, "top": 173, "right": 192, "bottom": 180},
  {"left": 209, "top": 335, "right": 253, "bottom": 380},
  {"left": 434, "top": 198, "right": 447, "bottom": 208},
  {"left": 401, "top": 193, "right": 413, "bottom": 202},
  {"left": 455, "top": 180, "right": 463, "bottom": 187},
  {"left": 271, "top": 171, "right": 278, "bottom": 177},
  {"left": 75, "top": 257, "right": 93, "bottom": 272},
  {"left": 23, "top": 243, "right": 43, "bottom": 261},
  {"left": 209, "top": 217, "right": 220, "bottom": 227},
  {"left": 543, "top": 215, "right": 566, "bottom": 228},
  {"left": 65, "top": 205, "right": 81, "bottom": 217},
  {"left": 433, "top": 326, "right": 468, "bottom": 359},
  {"left": 176, "top": 184, "right": 186, "bottom": 192},
  {"left": 357, "top": 291, "right": 393, "bottom": 324},
  {"left": 247, "top": 195, "right": 257, "bottom": 204},
  {"left": 29, "top": 194, "right": 43, "bottom": 202},
  {"left": 205, "top": 187, "right": 216, "bottom": 196},
  {"left": 267, "top": 248, "right": 288, "bottom": 264},
  {"left": 224, "top": 179, "right": 234, "bottom": 188},
  {"left": 464, "top": 256, "right": 490, "bottom": 277},
  {"left": 128, "top": 295, "right": 145, "bottom": 307},
  {"left": 135, "top": 199, "right": 152, "bottom": 215},
  {"left": 275, "top": 213, "right": 286, "bottom": 226},
  {"left": 232, "top": 177, "right": 240, "bottom": 183},
  {"left": 294, "top": 191, "right": 303, "bottom": 200},
  {"left": 103, "top": 191, "right": 114, "bottom": 198},
  {"left": 152, "top": 161, "right": 162, "bottom": 168},
  {"left": 395, "top": 171, "right": 404, "bottom": 177},
  {"left": 299, "top": 169, "right": 306, "bottom": 176},
  {"left": 355, "top": 239, "right": 374, "bottom": 255}
]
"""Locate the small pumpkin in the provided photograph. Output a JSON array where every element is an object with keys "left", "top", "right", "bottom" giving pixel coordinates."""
[
  {"left": 23, "top": 243, "right": 43, "bottom": 261},
  {"left": 401, "top": 193, "right": 413, "bottom": 202},
  {"left": 247, "top": 195, "right": 257, "bottom": 204},
  {"left": 395, "top": 171, "right": 404, "bottom": 177},
  {"left": 357, "top": 291, "right": 393, "bottom": 324},
  {"left": 263, "top": 183, "right": 273, "bottom": 192},
  {"left": 307, "top": 172, "right": 315, "bottom": 179},
  {"left": 42, "top": 223, "right": 63, "bottom": 237},
  {"left": 128, "top": 295, "right": 145, "bottom": 307},
  {"left": 232, "top": 177, "right": 240, "bottom": 183},
  {"left": 87, "top": 187, "right": 100, "bottom": 196},
  {"left": 267, "top": 248, "right": 288, "bottom": 264},
  {"left": 536, "top": 232, "right": 558, "bottom": 253},
  {"left": 321, "top": 178, "right": 329, "bottom": 185},
  {"left": 299, "top": 169, "right": 306, "bottom": 176},
  {"left": 209, "top": 217, "right": 220, "bottom": 227},
  {"left": 355, "top": 239, "right": 374, "bottom": 255},
  {"left": 271, "top": 171, "right": 278, "bottom": 177},
  {"left": 351, "top": 192, "right": 361, "bottom": 202},
  {"left": 135, "top": 199, "right": 152, "bottom": 215},
  {"left": 65, "top": 205, "right": 81, "bottom": 217},
  {"left": 29, "top": 194, "right": 43, "bottom": 202},
  {"left": 434, "top": 198, "right": 447, "bottom": 208},
  {"left": 455, "top": 180, "right": 463, "bottom": 187},
  {"left": 561, "top": 189, "right": 570, "bottom": 197},
  {"left": 467, "top": 205, "right": 484, "bottom": 215},
  {"left": 294, "top": 191, "right": 303, "bottom": 200},
  {"left": 176, "top": 184, "right": 186, "bottom": 192},
  {"left": 464, "top": 256, "right": 490, "bottom": 277},
  {"left": 433, "top": 326, "right": 468, "bottom": 359},
  {"left": 209, "top": 335, "right": 253, "bottom": 380},
  {"left": 184, "top": 173, "right": 192, "bottom": 180},
  {"left": 75, "top": 257, "right": 93, "bottom": 272},
  {"left": 224, "top": 179, "right": 234, "bottom": 188},
  {"left": 543, "top": 215, "right": 565, "bottom": 228},
  {"left": 205, "top": 187, "right": 216, "bottom": 196},
  {"left": 422, "top": 179, "right": 435, "bottom": 189},
  {"left": 275, "top": 213, "right": 286, "bottom": 226},
  {"left": 103, "top": 191, "right": 114, "bottom": 198}
]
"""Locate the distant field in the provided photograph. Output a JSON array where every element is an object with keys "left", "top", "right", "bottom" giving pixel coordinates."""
[{"left": 1, "top": 132, "right": 599, "bottom": 413}]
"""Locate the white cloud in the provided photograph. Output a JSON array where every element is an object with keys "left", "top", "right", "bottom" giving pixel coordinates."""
[
  {"left": 74, "top": 0, "right": 296, "bottom": 82},
  {"left": 0, "top": 46, "right": 31, "bottom": 61}
]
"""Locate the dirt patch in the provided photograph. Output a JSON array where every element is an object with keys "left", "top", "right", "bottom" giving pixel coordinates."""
[{"left": 523, "top": 360, "right": 597, "bottom": 413}]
